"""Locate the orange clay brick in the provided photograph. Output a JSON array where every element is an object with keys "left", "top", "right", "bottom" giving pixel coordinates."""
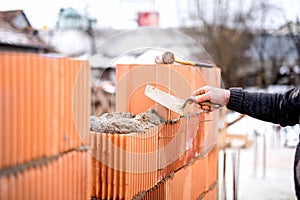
[
  {"left": 0, "top": 52, "right": 90, "bottom": 169},
  {"left": 90, "top": 128, "right": 159, "bottom": 200},
  {"left": 0, "top": 150, "right": 91, "bottom": 200},
  {"left": 86, "top": 63, "right": 221, "bottom": 199},
  {"left": 115, "top": 64, "right": 220, "bottom": 118}
]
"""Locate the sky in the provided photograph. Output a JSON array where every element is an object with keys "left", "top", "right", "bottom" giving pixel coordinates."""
[{"left": 0, "top": 0, "right": 299, "bottom": 30}]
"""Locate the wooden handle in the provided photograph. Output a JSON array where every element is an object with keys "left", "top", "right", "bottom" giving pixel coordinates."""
[{"left": 186, "top": 96, "right": 220, "bottom": 109}]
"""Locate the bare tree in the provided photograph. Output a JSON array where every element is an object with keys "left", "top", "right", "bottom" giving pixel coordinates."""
[
  {"left": 183, "top": 0, "right": 277, "bottom": 87},
  {"left": 287, "top": 20, "right": 300, "bottom": 65},
  {"left": 286, "top": 20, "right": 300, "bottom": 85},
  {"left": 251, "top": 2, "right": 285, "bottom": 87},
  {"left": 268, "top": 37, "right": 288, "bottom": 84}
]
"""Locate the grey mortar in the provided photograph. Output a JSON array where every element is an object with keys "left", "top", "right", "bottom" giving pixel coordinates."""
[{"left": 90, "top": 109, "right": 166, "bottom": 133}]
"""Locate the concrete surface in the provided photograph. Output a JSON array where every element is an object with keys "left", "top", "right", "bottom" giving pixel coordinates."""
[
  {"left": 218, "top": 115, "right": 298, "bottom": 200},
  {"left": 238, "top": 145, "right": 294, "bottom": 200}
]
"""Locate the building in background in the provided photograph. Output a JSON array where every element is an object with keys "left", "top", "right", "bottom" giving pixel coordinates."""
[
  {"left": 0, "top": 10, "right": 53, "bottom": 53},
  {"left": 242, "top": 22, "right": 300, "bottom": 86},
  {"left": 50, "top": 7, "right": 97, "bottom": 56},
  {"left": 1, "top": 1, "right": 299, "bottom": 87}
]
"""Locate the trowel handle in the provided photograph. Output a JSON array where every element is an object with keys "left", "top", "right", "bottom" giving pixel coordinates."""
[
  {"left": 199, "top": 101, "right": 221, "bottom": 109},
  {"left": 187, "top": 96, "right": 221, "bottom": 109}
]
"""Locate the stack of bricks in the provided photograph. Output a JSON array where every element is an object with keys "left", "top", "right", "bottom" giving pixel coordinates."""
[
  {"left": 0, "top": 52, "right": 91, "bottom": 200},
  {"left": 91, "top": 64, "right": 221, "bottom": 199}
]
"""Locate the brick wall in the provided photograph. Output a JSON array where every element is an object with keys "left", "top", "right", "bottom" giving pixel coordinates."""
[
  {"left": 90, "top": 63, "right": 221, "bottom": 199},
  {"left": 0, "top": 52, "right": 91, "bottom": 200},
  {"left": 0, "top": 54, "right": 221, "bottom": 200}
]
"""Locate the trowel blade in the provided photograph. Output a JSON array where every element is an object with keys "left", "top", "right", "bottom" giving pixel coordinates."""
[{"left": 144, "top": 85, "right": 186, "bottom": 115}]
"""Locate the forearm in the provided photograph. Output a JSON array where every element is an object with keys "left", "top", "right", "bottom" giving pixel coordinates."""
[{"left": 227, "top": 88, "right": 299, "bottom": 126}]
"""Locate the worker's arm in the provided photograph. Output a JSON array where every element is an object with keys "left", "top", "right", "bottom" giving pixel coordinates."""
[{"left": 227, "top": 87, "right": 300, "bottom": 126}]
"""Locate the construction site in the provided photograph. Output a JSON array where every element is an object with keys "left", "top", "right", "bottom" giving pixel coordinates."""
[
  {"left": 0, "top": 49, "right": 222, "bottom": 199},
  {"left": 1, "top": 37, "right": 298, "bottom": 200},
  {"left": 1, "top": 1, "right": 300, "bottom": 200}
]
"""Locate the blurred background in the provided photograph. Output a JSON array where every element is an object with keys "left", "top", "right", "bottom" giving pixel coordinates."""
[
  {"left": 1, "top": 0, "right": 300, "bottom": 88},
  {"left": 1, "top": 0, "right": 300, "bottom": 199},
  {"left": 1, "top": 0, "right": 300, "bottom": 114}
]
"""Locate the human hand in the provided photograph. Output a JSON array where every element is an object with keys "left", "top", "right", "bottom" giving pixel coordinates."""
[{"left": 192, "top": 86, "right": 230, "bottom": 111}]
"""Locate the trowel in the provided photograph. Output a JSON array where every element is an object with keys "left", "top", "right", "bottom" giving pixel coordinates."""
[{"left": 144, "top": 84, "right": 220, "bottom": 115}]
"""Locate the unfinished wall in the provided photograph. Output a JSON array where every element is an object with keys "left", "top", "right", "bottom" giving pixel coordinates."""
[
  {"left": 0, "top": 53, "right": 221, "bottom": 199},
  {"left": 0, "top": 52, "right": 91, "bottom": 200},
  {"left": 90, "top": 63, "right": 221, "bottom": 199}
]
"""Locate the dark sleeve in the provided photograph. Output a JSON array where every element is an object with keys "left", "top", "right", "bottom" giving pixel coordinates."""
[{"left": 226, "top": 87, "right": 300, "bottom": 127}]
